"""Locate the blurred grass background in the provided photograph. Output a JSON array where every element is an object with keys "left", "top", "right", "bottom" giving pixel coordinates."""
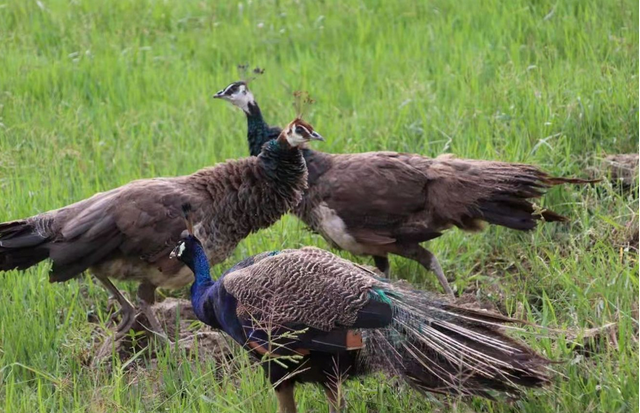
[{"left": 0, "top": 0, "right": 638, "bottom": 411}]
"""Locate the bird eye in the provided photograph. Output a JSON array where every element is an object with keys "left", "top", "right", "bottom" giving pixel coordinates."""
[{"left": 295, "top": 126, "right": 305, "bottom": 134}]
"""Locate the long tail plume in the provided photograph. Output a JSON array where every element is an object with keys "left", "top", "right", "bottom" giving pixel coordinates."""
[{"left": 363, "top": 287, "right": 551, "bottom": 398}]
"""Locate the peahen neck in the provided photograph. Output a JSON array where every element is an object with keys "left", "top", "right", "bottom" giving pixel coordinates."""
[
  {"left": 245, "top": 101, "right": 272, "bottom": 156},
  {"left": 241, "top": 98, "right": 328, "bottom": 184},
  {"left": 259, "top": 138, "right": 307, "bottom": 186}
]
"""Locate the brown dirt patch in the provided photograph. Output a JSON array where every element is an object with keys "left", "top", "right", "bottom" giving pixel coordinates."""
[
  {"left": 600, "top": 153, "right": 639, "bottom": 190},
  {"left": 89, "top": 298, "right": 233, "bottom": 369}
]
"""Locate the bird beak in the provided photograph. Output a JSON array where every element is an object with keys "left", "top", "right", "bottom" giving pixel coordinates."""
[
  {"left": 212, "top": 90, "right": 224, "bottom": 99},
  {"left": 309, "top": 131, "right": 324, "bottom": 141},
  {"left": 169, "top": 246, "right": 179, "bottom": 259}
]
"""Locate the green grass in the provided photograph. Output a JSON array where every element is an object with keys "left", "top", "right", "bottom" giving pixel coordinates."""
[{"left": 0, "top": 0, "right": 638, "bottom": 411}]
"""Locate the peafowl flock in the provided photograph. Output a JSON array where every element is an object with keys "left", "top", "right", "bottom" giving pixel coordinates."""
[
  {"left": 0, "top": 117, "right": 321, "bottom": 348},
  {"left": 215, "top": 76, "right": 596, "bottom": 296},
  {"left": 174, "top": 204, "right": 550, "bottom": 413}
]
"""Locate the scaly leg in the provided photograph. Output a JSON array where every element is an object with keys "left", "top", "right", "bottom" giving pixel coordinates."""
[
  {"left": 419, "top": 247, "right": 454, "bottom": 297},
  {"left": 136, "top": 282, "right": 169, "bottom": 342},
  {"left": 373, "top": 255, "right": 390, "bottom": 276},
  {"left": 96, "top": 276, "right": 136, "bottom": 339},
  {"left": 93, "top": 276, "right": 137, "bottom": 364},
  {"left": 394, "top": 244, "right": 455, "bottom": 297},
  {"left": 275, "top": 381, "right": 297, "bottom": 413}
]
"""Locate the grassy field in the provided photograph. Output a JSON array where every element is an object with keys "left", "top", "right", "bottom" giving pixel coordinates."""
[{"left": 0, "top": 0, "right": 638, "bottom": 411}]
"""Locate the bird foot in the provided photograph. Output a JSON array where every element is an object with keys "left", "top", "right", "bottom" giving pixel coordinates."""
[
  {"left": 137, "top": 301, "right": 173, "bottom": 347},
  {"left": 104, "top": 290, "right": 132, "bottom": 327},
  {"left": 106, "top": 308, "right": 122, "bottom": 327},
  {"left": 92, "top": 304, "right": 138, "bottom": 366}
]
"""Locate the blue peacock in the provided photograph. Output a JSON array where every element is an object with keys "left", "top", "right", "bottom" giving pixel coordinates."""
[{"left": 173, "top": 204, "right": 550, "bottom": 413}]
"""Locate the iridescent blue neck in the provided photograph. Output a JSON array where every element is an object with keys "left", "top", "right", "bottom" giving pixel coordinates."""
[
  {"left": 245, "top": 101, "right": 272, "bottom": 156},
  {"left": 191, "top": 247, "right": 213, "bottom": 288},
  {"left": 189, "top": 245, "right": 223, "bottom": 329}
]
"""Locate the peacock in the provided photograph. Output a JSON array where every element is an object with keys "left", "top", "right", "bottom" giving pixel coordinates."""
[
  {"left": 214, "top": 76, "right": 596, "bottom": 296},
  {"left": 0, "top": 117, "right": 322, "bottom": 347},
  {"left": 175, "top": 204, "right": 551, "bottom": 413}
]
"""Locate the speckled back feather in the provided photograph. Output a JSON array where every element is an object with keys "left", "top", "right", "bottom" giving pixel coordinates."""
[{"left": 223, "top": 247, "right": 379, "bottom": 331}]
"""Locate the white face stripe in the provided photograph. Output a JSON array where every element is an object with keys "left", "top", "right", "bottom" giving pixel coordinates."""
[
  {"left": 295, "top": 125, "right": 310, "bottom": 135},
  {"left": 285, "top": 124, "right": 310, "bottom": 147},
  {"left": 221, "top": 82, "right": 246, "bottom": 96},
  {"left": 225, "top": 87, "right": 254, "bottom": 113},
  {"left": 177, "top": 242, "right": 186, "bottom": 257},
  {"left": 220, "top": 84, "right": 234, "bottom": 95}
]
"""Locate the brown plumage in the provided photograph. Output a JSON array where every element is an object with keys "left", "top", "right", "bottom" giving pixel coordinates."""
[
  {"left": 299, "top": 151, "right": 595, "bottom": 296},
  {"left": 185, "top": 245, "right": 551, "bottom": 413},
  {"left": 214, "top": 81, "right": 597, "bottom": 295},
  {"left": 0, "top": 118, "right": 321, "bottom": 339}
]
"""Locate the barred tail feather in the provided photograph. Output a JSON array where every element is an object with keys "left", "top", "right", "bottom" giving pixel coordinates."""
[{"left": 364, "top": 289, "right": 550, "bottom": 397}]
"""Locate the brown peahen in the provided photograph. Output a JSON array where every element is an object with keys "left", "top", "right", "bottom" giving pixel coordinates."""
[
  {"left": 0, "top": 117, "right": 322, "bottom": 344},
  {"left": 176, "top": 206, "right": 551, "bottom": 413},
  {"left": 215, "top": 78, "right": 596, "bottom": 296}
]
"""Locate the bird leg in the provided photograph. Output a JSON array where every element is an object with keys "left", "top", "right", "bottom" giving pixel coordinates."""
[
  {"left": 275, "top": 381, "right": 297, "bottom": 413},
  {"left": 373, "top": 255, "right": 390, "bottom": 276},
  {"left": 107, "top": 308, "right": 121, "bottom": 326},
  {"left": 421, "top": 248, "right": 454, "bottom": 297},
  {"left": 96, "top": 276, "right": 137, "bottom": 339},
  {"left": 323, "top": 384, "right": 344, "bottom": 413},
  {"left": 93, "top": 276, "right": 137, "bottom": 364},
  {"left": 136, "top": 282, "right": 168, "bottom": 340},
  {"left": 394, "top": 245, "right": 455, "bottom": 297}
]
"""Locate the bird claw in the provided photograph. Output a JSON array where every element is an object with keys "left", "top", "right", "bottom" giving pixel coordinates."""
[
  {"left": 106, "top": 308, "right": 122, "bottom": 327},
  {"left": 113, "top": 307, "right": 137, "bottom": 341},
  {"left": 92, "top": 304, "right": 137, "bottom": 366},
  {"left": 92, "top": 299, "right": 175, "bottom": 367},
  {"left": 137, "top": 301, "right": 173, "bottom": 346}
]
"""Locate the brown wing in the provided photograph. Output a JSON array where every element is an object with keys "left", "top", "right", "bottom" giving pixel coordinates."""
[
  {"left": 311, "top": 152, "right": 442, "bottom": 245},
  {"left": 47, "top": 177, "right": 203, "bottom": 281}
]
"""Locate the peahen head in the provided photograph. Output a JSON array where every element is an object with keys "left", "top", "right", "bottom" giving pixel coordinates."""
[
  {"left": 170, "top": 204, "right": 208, "bottom": 276},
  {"left": 279, "top": 118, "right": 324, "bottom": 147},
  {"left": 213, "top": 81, "right": 254, "bottom": 113},
  {"left": 213, "top": 66, "right": 265, "bottom": 113}
]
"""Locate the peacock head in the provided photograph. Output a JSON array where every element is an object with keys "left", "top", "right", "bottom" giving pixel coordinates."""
[
  {"left": 169, "top": 204, "right": 205, "bottom": 272},
  {"left": 170, "top": 235, "right": 204, "bottom": 272},
  {"left": 213, "top": 81, "right": 254, "bottom": 112},
  {"left": 280, "top": 118, "right": 324, "bottom": 147}
]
